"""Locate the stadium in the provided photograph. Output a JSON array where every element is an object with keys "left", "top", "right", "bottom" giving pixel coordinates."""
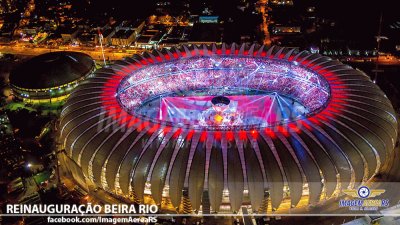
[
  {"left": 9, "top": 51, "right": 95, "bottom": 104},
  {"left": 59, "top": 44, "right": 398, "bottom": 213}
]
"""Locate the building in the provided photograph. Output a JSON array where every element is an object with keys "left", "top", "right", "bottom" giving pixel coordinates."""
[
  {"left": 7, "top": 177, "right": 24, "bottom": 194},
  {"left": 199, "top": 16, "right": 219, "bottom": 24},
  {"left": 110, "top": 20, "right": 145, "bottom": 47},
  {"left": 118, "top": 20, "right": 145, "bottom": 34},
  {"left": 135, "top": 28, "right": 164, "bottom": 49},
  {"left": 76, "top": 30, "right": 96, "bottom": 46},
  {"left": 92, "top": 27, "right": 115, "bottom": 46},
  {"left": 0, "top": 0, "right": 17, "bottom": 15},
  {"left": 9, "top": 52, "right": 95, "bottom": 104},
  {"left": 272, "top": 25, "right": 301, "bottom": 34},
  {"left": 0, "top": 22, "right": 15, "bottom": 41},
  {"left": 110, "top": 29, "right": 135, "bottom": 46},
  {"left": 59, "top": 25, "right": 80, "bottom": 43},
  {"left": 59, "top": 44, "right": 398, "bottom": 214},
  {"left": 159, "top": 26, "right": 191, "bottom": 48},
  {"left": 188, "top": 23, "right": 222, "bottom": 45},
  {"left": 270, "top": 0, "right": 294, "bottom": 6}
]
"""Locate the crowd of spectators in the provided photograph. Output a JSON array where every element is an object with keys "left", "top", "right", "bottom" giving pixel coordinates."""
[{"left": 117, "top": 56, "right": 330, "bottom": 113}]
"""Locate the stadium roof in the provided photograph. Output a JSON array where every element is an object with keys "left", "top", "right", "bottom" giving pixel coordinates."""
[
  {"left": 59, "top": 43, "right": 398, "bottom": 213},
  {"left": 10, "top": 51, "right": 94, "bottom": 89}
]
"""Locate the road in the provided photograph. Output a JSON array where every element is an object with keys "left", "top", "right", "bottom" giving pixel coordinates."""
[
  {"left": 18, "top": 177, "right": 39, "bottom": 202},
  {"left": 342, "top": 56, "right": 400, "bottom": 66},
  {"left": 0, "top": 43, "right": 144, "bottom": 61},
  {"left": 257, "top": 0, "right": 272, "bottom": 45},
  {"left": 3, "top": 43, "right": 400, "bottom": 66}
]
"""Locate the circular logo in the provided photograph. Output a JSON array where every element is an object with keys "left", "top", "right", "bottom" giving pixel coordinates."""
[{"left": 358, "top": 186, "right": 370, "bottom": 198}]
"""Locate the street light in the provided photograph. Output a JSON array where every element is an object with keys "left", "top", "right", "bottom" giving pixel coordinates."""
[{"left": 373, "top": 12, "right": 387, "bottom": 83}]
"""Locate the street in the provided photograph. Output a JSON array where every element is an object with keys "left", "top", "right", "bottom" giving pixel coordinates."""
[{"left": 0, "top": 43, "right": 143, "bottom": 61}]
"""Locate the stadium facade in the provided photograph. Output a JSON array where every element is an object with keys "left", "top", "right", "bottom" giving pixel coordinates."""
[
  {"left": 59, "top": 44, "right": 398, "bottom": 213},
  {"left": 9, "top": 51, "right": 95, "bottom": 104}
]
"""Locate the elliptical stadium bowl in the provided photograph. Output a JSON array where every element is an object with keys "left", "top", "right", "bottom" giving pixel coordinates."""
[{"left": 59, "top": 44, "right": 398, "bottom": 213}]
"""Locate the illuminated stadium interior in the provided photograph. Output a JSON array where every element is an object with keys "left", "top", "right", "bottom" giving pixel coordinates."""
[{"left": 117, "top": 56, "right": 330, "bottom": 130}]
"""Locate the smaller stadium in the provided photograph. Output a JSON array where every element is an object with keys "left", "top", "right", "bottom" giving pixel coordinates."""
[{"left": 9, "top": 51, "right": 95, "bottom": 104}]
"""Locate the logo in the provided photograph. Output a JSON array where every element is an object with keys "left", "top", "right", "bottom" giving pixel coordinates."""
[
  {"left": 358, "top": 186, "right": 370, "bottom": 198},
  {"left": 343, "top": 186, "right": 385, "bottom": 199},
  {"left": 339, "top": 186, "right": 389, "bottom": 211}
]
